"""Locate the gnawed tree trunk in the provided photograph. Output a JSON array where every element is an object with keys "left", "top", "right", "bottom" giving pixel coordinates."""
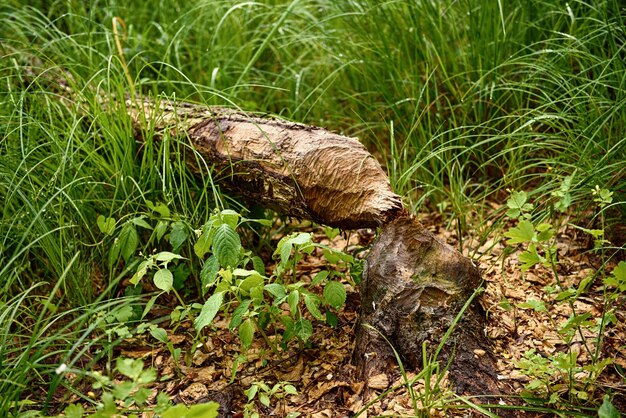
[
  {"left": 128, "top": 98, "right": 403, "bottom": 230},
  {"left": 126, "top": 97, "right": 508, "bottom": 401},
  {"left": 354, "top": 215, "right": 503, "bottom": 396}
]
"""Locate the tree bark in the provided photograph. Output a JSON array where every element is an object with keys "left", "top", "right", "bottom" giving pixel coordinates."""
[
  {"left": 127, "top": 98, "right": 403, "bottom": 230},
  {"left": 126, "top": 97, "right": 508, "bottom": 400}
]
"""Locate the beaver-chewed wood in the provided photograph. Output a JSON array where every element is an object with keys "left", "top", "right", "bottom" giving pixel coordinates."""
[
  {"left": 128, "top": 98, "right": 403, "bottom": 230},
  {"left": 354, "top": 215, "right": 505, "bottom": 398}
]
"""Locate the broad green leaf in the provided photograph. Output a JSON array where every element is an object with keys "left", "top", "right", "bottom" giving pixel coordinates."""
[
  {"left": 517, "top": 299, "right": 546, "bottom": 312},
  {"left": 162, "top": 402, "right": 220, "bottom": 418},
  {"left": 155, "top": 251, "right": 185, "bottom": 263},
  {"left": 134, "top": 387, "right": 152, "bottom": 405},
  {"left": 130, "top": 259, "right": 152, "bottom": 285},
  {"left": 506, "top": 191, "right": 533, "bottom": 218},
  {"left": 147, "top": 200, "right": 170, "bottom": 218},
  {"left": 119, "top": 223, "right": 139, "bottom": 262},
  {"left": 519, "top": 246, "right": 543, "bottom": 271},
  {"left": 612, "top": 261, "right": 626, "bottom": 283},
  {"left": 599, "top": 395, "right": 620, "bottom": 418},
  {"left": 200, "top": 256, "right": 220, "bottom": 295},
  {"left": 194, "top": 222, "right": 214, "bottom": 259},
  {"left": 311, "top": 270, "right": 329, "bottom": 286},
  {"left": 64, "top": 404, "right": 84, "bottom": 418},
  {"left": 323, "top": 281, "right": 346, "bottom": 310},
  {"left": 303, "top": 293, "right": 324, "bottom": 320},
  {"left": 142, "top": 295, "right": 158, "bottom": 319},
  {"left": 138, "top": 367, "right": 157, "bottom": 384},
  {"left": 229, "top": 300, "right": 251, "bottom": 331},
  {"left": 212, "top": 224, "right": 241, "bottom": 268},
  {"left": 170, "top": 221, "right": 188, "bottom": 250},
  {"left": 150, "top": 327, "right": 169, "bottom": 343},
  {"left": 113, "top": 305, "right": 134, "bottom": 322},
  {"left": 154, "top": 220, "right": 169, "bottom": 242},
  {"left": 536, "top": 223, "right": 554, "bottom": 242},
  {"left": 112, "top": 381, "right": 134, "bottom": 400},
  {"left": 232, "top": 268, "right": 259, "bottom": 276},
  {"left": 240, "top": 274, "right": 264, "bottom": 295},
  {"left": 219, "top": 209, "right": 240, "bottom": 228},
  {"left": 108, "top": 238, "right": 121, "bottom": 269},
  {"left": 259, "top": 392, "right": 270, "bottom": 407},
  {"left": 239, "top": 318, "right": 255, "bottom": 349},
  {"left": 131, "top": 216, "right": 153, "bottom": 230},
  {"left": 195, "top": 292, "right": 224, "bottom": 332},
  {"left": 504, "top": 220, "right": 535, "bottom": 245},
  {"left": 290, "top": 232, "right": 312, "bottom": 246},
  {"left": 246, "top": 384, "right": 259, "bottom": 401},
  {"left": 251, "top": 256, "right": 265, "bottom": 275},
  {"left": 116, "top": 358, "right": 143, "bottom": 380},
  {"left": 265, "top": 283, "right": 287, "bottom": 301},
  {"left": 294, "top": 318, "right": 313, "bottom": 342},
  {"left": 153, "top": 269, "right": 174, "bottom": 292},
  {"left": 326, "top": 311, "right": 338, "bottom": 327},
  {"left": 97, "top": 215, "right": 116, "bottom": 236},
  {"left": 287, "top": 290, "right": 300, "bottom": 317},
  {"left": 284, "top": 384, "right": 297, "bottom": 395}
]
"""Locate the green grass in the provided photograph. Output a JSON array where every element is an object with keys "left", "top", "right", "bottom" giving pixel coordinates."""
[{"left": 1, "top": 0, "right": 624, "bottom": 416}]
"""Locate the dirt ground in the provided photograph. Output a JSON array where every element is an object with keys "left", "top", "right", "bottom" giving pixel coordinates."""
[{"left": 52, "top": 210, "right": 626, "bottom": 417}]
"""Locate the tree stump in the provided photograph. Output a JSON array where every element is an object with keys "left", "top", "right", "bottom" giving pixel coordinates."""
[{"left": 125, "top": 97, "right": 508, "bottom": 400}]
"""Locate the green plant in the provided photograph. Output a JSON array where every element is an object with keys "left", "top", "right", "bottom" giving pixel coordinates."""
[
  {"left": 503, "top": 185, "right": 620, "bottom": 405},
  {"left": 52, "top": 357, "right": 219, "bottom": 418},
  {"left": 243, "top": 381, "right": 298, "bottom": 418}
]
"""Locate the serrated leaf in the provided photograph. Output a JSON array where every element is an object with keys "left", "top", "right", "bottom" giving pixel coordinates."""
[
  {"left": 155, "top": 251, "right": 185, "bottom": 263},
  {"left": 153, "top": 269, "right": 173, "bottom": 292},
  {"left": 150, "top": 327, "right": 168, "bottom": 343},
  {"left": 116, "top": 358, "right": 143, "bottom": 380},
  {"left": 195, "top": 292, "right": 224, "bottom": 332},
  {"left": 212, "top": 224, "right": 241, "bottom": 268},
  {"left": 506, "top": 191, "right": 533, "bottom": 219},
  {"left": 154, "top": 220, "right": 169, "bottom": 242},
  {"left": 311, "top": 270, "right": 329, "bottom": 286},
  {"left": 147, "top": 201, "right": 170, "bottom": 218},
  {"left": 64, "top": 404, "right": 84, "bottom": 418},
  {"left": 97, "top": 215, "right": 116, "bottom": 236},
  {"left": 612, "top": 261, "right": 626, "bottom": 283},
  {"left": 519, "top": 247, "right": 543, "bottom": 271},
  {"left": 240, "top": 274, "right": 264, "bottom": 295},
  {"left": 284, "top": 384, "right": 297, "bottom": 395},
  {"left": 200, "top": 256, "right": 220, "bottom": 295},
  {"left": 294, "top": 318, "right": 313, "bottom": 342},
  {"left": 194, "top": 222, "right": 214, "bottom": 259},
  {"left": 229, "top": 300, "right": 251, "bottom": 331},
  {"left": 536, "top": 223, "right": 554, "bottom": 242},
  {"left": 287, "top": 290, "right": 300, "bottom": 317},
  {"left": 303, "top": 293, "right": 324, "bottom": 320},
  {"left": 219, "top": 209, "right": 240, "bottom": 228},
  {"left": 119, "top": 223, "right": 139, "bottom": 262},
  {"left": 518, "top": 299, "right": 546, "bottom": 312},
  {"left": 504, "top": 220, "right": 535, "bottom": 245},
  {"left": 265, "top": 283, "right": 287, "bottom": 301},
  {"left": 323, "top": 281, "right": 346, "bottom": 310},
  {"left": 169, "top": 221, "right": 188, "bottom": 250},
  {"left": 239, "top": 318, "right": 255, "bottom": 349}
]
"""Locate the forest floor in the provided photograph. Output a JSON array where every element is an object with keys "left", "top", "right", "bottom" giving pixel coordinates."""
[{"left": 48, "top": 210, "right": 626, "bottom": 417}]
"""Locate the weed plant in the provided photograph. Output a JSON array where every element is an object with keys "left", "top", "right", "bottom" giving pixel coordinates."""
[{"left": 0, "top": 0, "right": 624, "bottom": 416}]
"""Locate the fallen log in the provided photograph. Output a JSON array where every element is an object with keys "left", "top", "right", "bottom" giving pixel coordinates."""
[
  {"left": 126, "top": 97, "right": 507, "bottom": 401},
  {"left": 16, "top": 53, "right": 509, "bottom": 403},
  {"left": 128, "top": 98, "right": 403, "bottom": 230}
]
